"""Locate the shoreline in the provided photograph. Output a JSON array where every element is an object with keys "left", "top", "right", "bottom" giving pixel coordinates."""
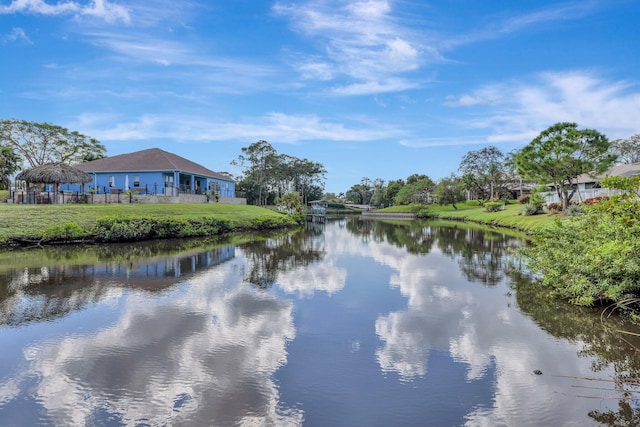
[{"left": 0, "top": 203, "right": 300, "bottom": 249}]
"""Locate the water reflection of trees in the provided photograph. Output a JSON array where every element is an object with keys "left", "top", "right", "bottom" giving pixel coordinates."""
[
  {"left": 0, "top": 242, "right": 235, "bottom": 326},
  {"left": 515, "top": 278, "right": 640, "bottom": 426},
  {"left": 434, "top": 225, "right": 523, "bottom": 286},
  {"left": 345, "top": 217, "right": 436, "bottom": 254},
  {"left": 345, "top": 217, "right": 522, "bottom": 286},
  {"left": 239, "top": 223, "right": 326, "bottom": 289}
]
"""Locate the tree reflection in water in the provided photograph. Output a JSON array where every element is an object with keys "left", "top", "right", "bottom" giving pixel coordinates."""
[
  {"left": 350, "top": 216, "right": 640, "bottom": 426},
  {"left": 350, "top": 217, "right": 523, "bottom": 286},
  {"left": 434, "top": 224, "right": 524, "bottom": 286},
  {"left": 0, "top": 218, "right": 639, "bottom": 425},
  {"left": 239, "top": 222, "right": 327, "bottom": 289},
  {"left": 515, "top": 276, "right": 640, "bottom": 426}
]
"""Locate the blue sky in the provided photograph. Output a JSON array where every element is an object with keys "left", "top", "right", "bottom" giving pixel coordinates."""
[{"left": 1, "top": 0, "right": 639, "bottom": 194}]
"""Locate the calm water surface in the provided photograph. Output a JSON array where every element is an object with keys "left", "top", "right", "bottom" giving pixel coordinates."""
[{"left": 0, "top": 217, "right": 639, "bottom": 426}]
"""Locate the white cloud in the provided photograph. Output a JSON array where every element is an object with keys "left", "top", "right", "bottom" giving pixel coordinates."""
[
  {"left": 81, "top": 0, "right": 130, "bottom": 24},
  {"left": 447, "top": 70, "right": 640, "bottom": 142},
  {"left": 0, "top": 0, "right": 130, "bottom": 24},
  {"left": 331, "top": 78, "right": 418, "bottom": 95},
  {"left": 273, "top": 0, "right": 433, "bottom": 94},
  {"left": 346, "top": 0, "right": 390, "bottom": 19},
  {"left": 295, "top": 60, "right": 334, "bottom": 81},
  {"left": 385, "top": 38, "right": 419, "bottom": 71},
  {"left": 444, "top": 87, "right": 505, "bottom": 107},
  {"left": 1, "top": 27, "right": 31, "bottom": 44},
  {"left": 0, "top": 0, "right": 79, "bottom": 15}
]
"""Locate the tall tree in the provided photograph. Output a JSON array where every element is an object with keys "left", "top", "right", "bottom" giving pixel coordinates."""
[
  {"left": 290, "top": 157, "right": 326, "bottom": 203},
  {"left": 356, "top": 177, "right": 374, "bottom": 205},
  {"left": 0, "top": 119, "right": 105, "bottom": 168},
  {"left": 514, "top": 122, "right": 616, "bottom": 211},
  {"left": 458, "top": 146, "right": 507, "bottom": 200},
  {"left": 346, "top": 180, "right": 373, "bottom": 205},
  {"left": 0, "top": 145, "right": 21, "bottom": 190},
  {"left": 405, "top": 173, "right": 429, "bottom": 185},
  {"left": 435, "top": 175, "right": 465, "bottom": 209},
  {"left": 394, "top": 176, "right": 434, "bottom": 205},
  {"left": 610, "top": 134, "right": 640, "bottom": 164},
  {"left": 383, "top": 179, "right": 404, "bottom": 206},
  {"left": 369, "top": 178, "right": 386, "bottom": 207},
  {"left": 460, "top": 173, "right": 477, "bottom": 201},
  {"left": 233, "top": 140, "right": 278, "bottom": 205},
  {"left": 233, "top": 140, "right": 326, "bottom": 205},
  {"left": 345, "top": 186, "right": 363, "bottom": 204}
]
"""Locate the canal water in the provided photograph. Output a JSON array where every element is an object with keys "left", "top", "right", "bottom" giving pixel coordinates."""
[{"left": 0, "top": 217, "right": 638, "bottom": 426}]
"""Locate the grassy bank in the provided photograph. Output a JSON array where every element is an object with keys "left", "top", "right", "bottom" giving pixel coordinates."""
[
  {"left": 0, "top": 203, "right": 298, "bottom": 246},
  {"left": 378, "top": 202, "right": 555, "bottom": 232}
]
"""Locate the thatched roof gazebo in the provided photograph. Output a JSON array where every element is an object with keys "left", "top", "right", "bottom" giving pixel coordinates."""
[{"left": 16, "top": 163, "right": 92, "bottom": 203}]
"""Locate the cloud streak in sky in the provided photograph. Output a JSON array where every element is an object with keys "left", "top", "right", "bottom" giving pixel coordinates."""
[
  {"left": 441, "top": 0, "right": 603, "bottom": 49},
  {"left": 77, "top": 112, "right": 406, "bottom": 144},
  {"left": 273, "top": 0, "right": 432, "bottom": 94},
  {"left": 0, "top": 0, "right": 130, "bottom": 24},
  {"left": 1, "top": 27, "right": 31, "bottom": 43}
]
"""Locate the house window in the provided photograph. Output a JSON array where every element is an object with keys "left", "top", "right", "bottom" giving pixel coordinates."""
[
  {"left": 133, "top": 175, "right": 140, "bottom": 187},
  {"left": 212, "top": 182, "right": 220, "bottom": 195},
  {"left": 164, "top": 175, "right": 174, "bottom": 187},
  {"left": 585, "top": 182, "right": 600, "bottom": 189},
  {"left": 109, "top": 176, "right": 115, "bottom": 187}
]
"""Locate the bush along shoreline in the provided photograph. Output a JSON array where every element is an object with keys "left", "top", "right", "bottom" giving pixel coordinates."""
[
  {"left": 2, "top": 210, "right": 300, "bottom": 248},
  {"left": 519, "top": 179, "right": 640, "bottom": 318}
]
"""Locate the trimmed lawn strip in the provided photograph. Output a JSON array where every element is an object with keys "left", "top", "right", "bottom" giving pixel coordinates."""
[
  {"left": 378, "top": 202, "right": 556, "bottom": 232},
  {"left": 0, "top": 203, "right": 297, "bottom": 245}
]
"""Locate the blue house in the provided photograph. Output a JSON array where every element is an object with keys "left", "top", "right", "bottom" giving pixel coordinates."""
[{"left": 60, "top": 148, "right": 235, "bottom": 197}]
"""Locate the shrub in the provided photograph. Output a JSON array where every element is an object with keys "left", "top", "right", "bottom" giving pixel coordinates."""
[
  {"left": 92, "top": 216, "right": 236, "bottom": 242},
  {"left": 522, "top": 199, "right": 640, "bottom": 306},
  {"left": 528, "top": 192, "right": 545, "bottom": 211},
  {"left": 42, "top": 222, "right": 87, "bottom": 241},
  {"left": 499, "top": 193, "right": 512, "bottom": 204},
  {"left": 484, "top": 202, "right": 503, "bottom": 212},
  {"left": 410, "top": 204, "right": 429, "bottom": 218},
  {"left": 545, "top": 202, "right": 562, "bottom": 212},
  {"left": 520, "top": 204, "right": 541, "bottom": 216},
  {"left": 584, "top": 196, "right": 609, "bottom": 205},
  {"left": 517, "top": 194, "right": 530, "bottom": 204},
  {"left": 566, "top": 204, "right": 585, "bottom": 216}
]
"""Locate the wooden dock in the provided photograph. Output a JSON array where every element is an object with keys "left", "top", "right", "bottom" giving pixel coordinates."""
[
  {"left": 306, "top": 212, "right": 326, "bottom": 223},
  {"left": 306, "top": 199, "right": 328, "bottom": 223}
]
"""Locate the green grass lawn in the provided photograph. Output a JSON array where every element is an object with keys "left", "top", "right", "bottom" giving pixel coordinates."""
[
  {"left": 377, "top": 202, "right": 558, "bottom": 232},
  {"left": 0, "top": 203, "right": 291, "bottom": 243}
]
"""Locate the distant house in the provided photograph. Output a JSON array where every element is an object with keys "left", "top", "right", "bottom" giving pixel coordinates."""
[
  {"left": 542, "top": 162, "right": 640, "bottom": 203},
  {"left": 60, "top": 148, "right": 235, "bottom": 197}
]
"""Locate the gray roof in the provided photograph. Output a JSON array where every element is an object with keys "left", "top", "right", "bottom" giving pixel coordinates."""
[
  {"left": 77, "top": 148, "right": 233, "bottom": 182},
  {"left": 574, "top": 162, "right": 640, "bottom": 184}
]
